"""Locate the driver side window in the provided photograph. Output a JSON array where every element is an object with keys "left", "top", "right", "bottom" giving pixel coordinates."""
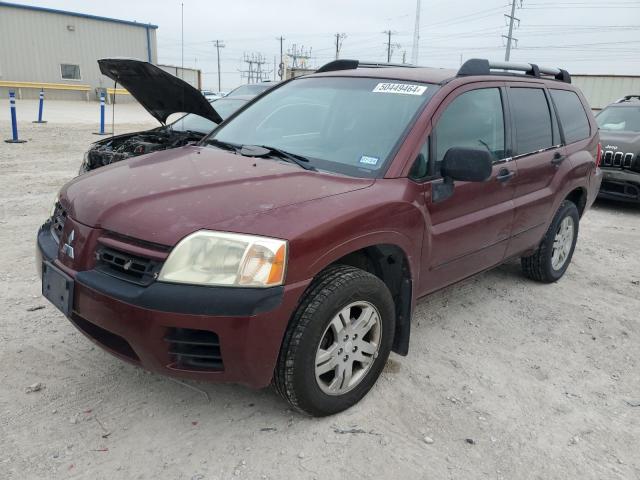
[{"left": 433, "top": 88, "right": 505, "bottom": 176}]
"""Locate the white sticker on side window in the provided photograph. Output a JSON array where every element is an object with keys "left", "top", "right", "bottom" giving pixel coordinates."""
[
  {"left": 373, "top": 83, "right": 427, "bottom": 95},
  {"left": 359, "top": 155, "right": 379, "bottom": 166}
]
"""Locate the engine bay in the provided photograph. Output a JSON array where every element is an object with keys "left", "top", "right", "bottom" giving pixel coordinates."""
[{"left": 82, "top": 128, "right": 204, "bottom": 172}]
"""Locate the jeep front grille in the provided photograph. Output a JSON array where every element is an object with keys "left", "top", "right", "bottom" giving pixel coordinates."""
[{"left": 601, "top": 150, "right": 635, "bottom": 169}]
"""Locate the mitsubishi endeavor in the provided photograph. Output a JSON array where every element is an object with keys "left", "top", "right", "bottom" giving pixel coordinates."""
[{"left": 37, "top": 58, "right": 602, "bottom": 416}]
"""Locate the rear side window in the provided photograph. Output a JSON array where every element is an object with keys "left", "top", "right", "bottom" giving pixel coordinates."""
[
  {"left": 434, "top": 88, "right": 505, "bottom": 175},
  {"left": 550, "top": 89, "right": 591, "bottom": 143},
  {"left": 510, "top": 88, "right": 553, "bottom": 155}
]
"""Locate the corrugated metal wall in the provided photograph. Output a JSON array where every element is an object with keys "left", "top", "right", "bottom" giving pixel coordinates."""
[
  {"left": 158, "top": 65, "right": 201, "bottom": 90},
  {"left": 572, "top": 75, "right": 640, "bottom": 111},
  {"left": 0, "top": 4, "right": 157, "bottom": 100}
]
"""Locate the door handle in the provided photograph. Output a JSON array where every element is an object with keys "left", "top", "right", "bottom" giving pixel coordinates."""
[
  {"left": 551, "top": 152, "right": 566, "bottom": 166},
  {"left": 496, "top": 168, "right": 515, "bottom": 182}
]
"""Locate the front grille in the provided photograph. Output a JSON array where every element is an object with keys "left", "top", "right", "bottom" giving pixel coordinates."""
[
  {"left": 50, "top": 202, "right": 67, "bottom": 243},
  {"left": 70, "top": 313, "right": 139, "bottom": 361},
  {"left": 95, "top": 247, "right": 162, "bottom": 286},
  {"left": 601, "top": 150, "right": 636, "bottom": 170},
  {"left": 165, "top": 328, "right": 224, "bottom": 371}
]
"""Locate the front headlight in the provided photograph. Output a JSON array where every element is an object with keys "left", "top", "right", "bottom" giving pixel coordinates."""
[{"left": 158, "top": 231, "right": 287, "bottom": 288}]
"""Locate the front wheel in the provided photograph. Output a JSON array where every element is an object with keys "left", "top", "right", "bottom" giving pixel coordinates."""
[
  {"left": 521, "top": 200, "right": 580, "bottom": 283},
  {"left": 274, "top": 265, "right": 395, "bottom": 416}
]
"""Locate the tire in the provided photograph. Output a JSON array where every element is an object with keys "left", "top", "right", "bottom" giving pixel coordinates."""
[
  {"left": 274, "top": 265, "right": 395, "bottom": 417},
  {"left": 521, "top": 200, "right": 580, "bottom": 283}
]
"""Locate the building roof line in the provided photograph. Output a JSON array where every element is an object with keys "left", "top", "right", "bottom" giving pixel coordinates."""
[{"left": 0, "top": 1, "right": 158, "bottom": 29}]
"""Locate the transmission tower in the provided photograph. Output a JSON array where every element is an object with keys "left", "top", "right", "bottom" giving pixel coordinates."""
[
  {"left": 239, "top": 53, "right": 271, "bottom": 84},
  {"left": 288, "top": 44, "right": 312, "bottom": 69},
  {"left": 503, "top": 0, "right": 522, "bottom": 61}
]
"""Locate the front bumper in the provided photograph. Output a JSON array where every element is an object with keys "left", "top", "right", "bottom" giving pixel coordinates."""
[
  {"left": 37, "top": 224, "right": 308, "bottom": 388},
  {"left": 598, "top": 168, "right": 640, "bottom": 204}
]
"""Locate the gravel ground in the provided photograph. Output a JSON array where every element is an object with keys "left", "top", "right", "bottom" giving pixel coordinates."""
[{"left": 1, "top": 113, "right": 639, "bottom": 480}]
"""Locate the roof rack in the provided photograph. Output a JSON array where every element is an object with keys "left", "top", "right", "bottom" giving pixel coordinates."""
[
  {"left": 615, "top": 95, "right": 640, "bottom": 103},
  {"left": 315, "top": 59, "right": 416, "bottom": 74},
  {"left": 457, "top": 58, "right": 571, "bottom": 84}
]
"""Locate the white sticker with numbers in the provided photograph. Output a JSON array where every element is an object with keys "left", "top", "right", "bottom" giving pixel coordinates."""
[{"left": 372, "top": 83, "right": 427, "bottom": 95}]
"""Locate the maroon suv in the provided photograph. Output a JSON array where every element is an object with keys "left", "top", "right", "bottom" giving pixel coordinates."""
[{"left": 37, "top": 58, "right": 602, "bottom": 416}]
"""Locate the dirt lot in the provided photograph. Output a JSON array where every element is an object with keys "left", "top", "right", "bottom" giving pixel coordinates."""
[{"left": 1, "top": 104, "right": 639, "bottom": 479}]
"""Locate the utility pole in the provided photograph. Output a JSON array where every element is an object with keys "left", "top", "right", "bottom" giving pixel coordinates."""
[
  {"left": 213, "top": 40, "right": 225, "bottom": 92},
  {"left": 503, "top": 0, "right": 521, "bottom": 61},
  {"left": 334, "top": 33, "right": 346, "bottom": 60},
  {"left": 402, "top": 50, "right": 407, "bottom": 64},
  {"left": 277, "top": 36, "right": 285, "bottom": 80},
  {"left": 411, "top": 0, "right": 421, "bottom": 65},
  {"left": 383, "top": 30, "right": 401, "bottom": 63},
  {"left": 287, "top": 44, "right": 312, "bottom": 77}
]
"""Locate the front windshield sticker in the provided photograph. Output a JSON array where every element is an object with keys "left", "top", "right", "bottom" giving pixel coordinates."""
[
  {"left": 359, "top": 155, "right": 380, "bottom": 166},
  {"left": 372, "top": 83, "right": 427, "bottom": 95}
]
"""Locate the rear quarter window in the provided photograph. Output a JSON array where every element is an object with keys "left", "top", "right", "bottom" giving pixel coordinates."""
[{"left": 550, "top": 89, "right": 591, "bottom": 144}]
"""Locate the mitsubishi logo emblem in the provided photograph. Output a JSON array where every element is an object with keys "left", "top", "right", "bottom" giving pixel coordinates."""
[{"left": 62, "top": 230, "right": 75, "bottom": 259}]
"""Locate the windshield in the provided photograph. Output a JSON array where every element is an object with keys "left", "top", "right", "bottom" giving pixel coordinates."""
[
  {"left": 208, "top": 77, "right": 437, "bottom": 177},
  {"left": 227, "top": 83, "right": 274, "bottom": 97},
  {"left": 596, "top": 106, "right": 640, "bottom": 132},
  {"left": 171, "top": 98, "right": 248, "bottom": 134}
]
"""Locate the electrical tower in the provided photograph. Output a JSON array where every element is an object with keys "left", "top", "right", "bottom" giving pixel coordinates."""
[
  {"left": 239, "top": 53, "right": 271, "bottom": 84},
  {"left": 212, "top": 40, "right": 225, "bottom": 92},
  {"left": 383, "top": 30, "right": 401, "bottom": 63},
  {"left": 503, "top": 0, "right": 522, "bottom": 61},
  {"left": 288, "top": 44, "right": 312, "bottom": 69},
  {"left": 334, "top": 33, "right": 346, "bottom": 60},
  {"left": 411, "top": 0, "right": 421, "bottom": 65}
]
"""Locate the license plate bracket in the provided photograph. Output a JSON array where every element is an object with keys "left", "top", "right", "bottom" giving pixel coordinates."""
[{"left": 42, "top": 262, "right": 74, "bottom": 317}]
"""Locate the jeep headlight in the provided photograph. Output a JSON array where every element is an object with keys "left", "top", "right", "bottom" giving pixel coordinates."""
[{"left": 158, "top": 231, "right": 287, "bottom": 287}]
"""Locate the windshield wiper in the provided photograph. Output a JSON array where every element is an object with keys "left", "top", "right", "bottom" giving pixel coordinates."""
[
  {"left": 254, "top": 145, "right": 317, "bottom": 171},
  {"left": 207, "top": 138, "right": 240, "bottom": 153}
]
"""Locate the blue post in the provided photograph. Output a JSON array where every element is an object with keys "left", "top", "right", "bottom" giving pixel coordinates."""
[
  {"left": 93, "top": 91, "right": 109, "bottom": 135},
  {"left": 4, "top": 90, "right": 27, "bottom": 143},
  {"left": 33, "top": 88, "right": 47, "bottom": 124}
]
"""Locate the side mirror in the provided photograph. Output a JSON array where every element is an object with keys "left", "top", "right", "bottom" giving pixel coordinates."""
[{"left": 441, "top": 147, "right": 493, "bottom": 182}]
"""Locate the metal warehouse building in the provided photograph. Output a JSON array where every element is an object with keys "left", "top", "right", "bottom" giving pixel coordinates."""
[{"left": 0, "top": 2, "right": 158, "bottom": 100}]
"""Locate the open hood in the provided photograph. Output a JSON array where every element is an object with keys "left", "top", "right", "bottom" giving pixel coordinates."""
[{"left": 98, "top": 58, "right": 223, "bottom": 125}]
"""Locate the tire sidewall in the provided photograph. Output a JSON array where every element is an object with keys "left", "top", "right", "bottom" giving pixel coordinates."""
[
  {"left": 290, "top": 273, "right": 395, "bottom": 416},
  {"left": 544, "top": 201, "right": 580, "bottom": 281}
]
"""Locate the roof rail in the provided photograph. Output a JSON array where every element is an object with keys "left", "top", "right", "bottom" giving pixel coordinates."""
[
  {"left": 315, "top": 59, "right": 416, "bottom": 74},
  {"left": 457, "top": 58, "right": 571, "bottom": 84},
  {"left": 615, "top": 95, "right": 640, "bottom": 103}
]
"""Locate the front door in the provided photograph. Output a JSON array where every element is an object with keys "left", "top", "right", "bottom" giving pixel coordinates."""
[{"left": 418, "top": 84, "right": 518, "bottom": 295}]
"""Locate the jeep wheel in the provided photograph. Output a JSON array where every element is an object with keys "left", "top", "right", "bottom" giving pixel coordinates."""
[
  {"left": 274, "top": 265, "right": 395, "bottom": 416},
  {"left": 521, "top": 200, "right": 580, "bottom": 283}
]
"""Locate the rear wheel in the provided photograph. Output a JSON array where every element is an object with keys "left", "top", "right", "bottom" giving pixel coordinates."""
[
  {"left": 521, "top": 200, "right": 580, "bottom": 283},
  {"left": 274, "top": 265, "right": 395, "bottom": 416}
]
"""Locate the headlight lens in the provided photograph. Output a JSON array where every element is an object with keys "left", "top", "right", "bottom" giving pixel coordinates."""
[{"left": 158, "top": 231, "right": 287, "bottom": 287}]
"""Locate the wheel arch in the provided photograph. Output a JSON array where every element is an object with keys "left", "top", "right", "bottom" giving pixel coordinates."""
[
  {"left": 564, "top": 186, "right": 588, "bottom": 217},
  {"left": 319, "top": 242, "right": 415, "bottom": 356}
]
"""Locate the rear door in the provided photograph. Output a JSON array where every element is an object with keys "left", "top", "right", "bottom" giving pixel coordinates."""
[
  {"left": 418, "top": 83, "right": 518, "bottom": 294},
  {"left": 504, "top": 84, "right": 566, "bottom": 257}
]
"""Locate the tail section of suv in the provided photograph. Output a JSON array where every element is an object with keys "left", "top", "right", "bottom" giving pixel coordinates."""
[
  {"left": 596, "top": 95, "right": 640, "bottom": 203},
  {"left": 37, "top": 58, "right": 601, "bottom": 416}
]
